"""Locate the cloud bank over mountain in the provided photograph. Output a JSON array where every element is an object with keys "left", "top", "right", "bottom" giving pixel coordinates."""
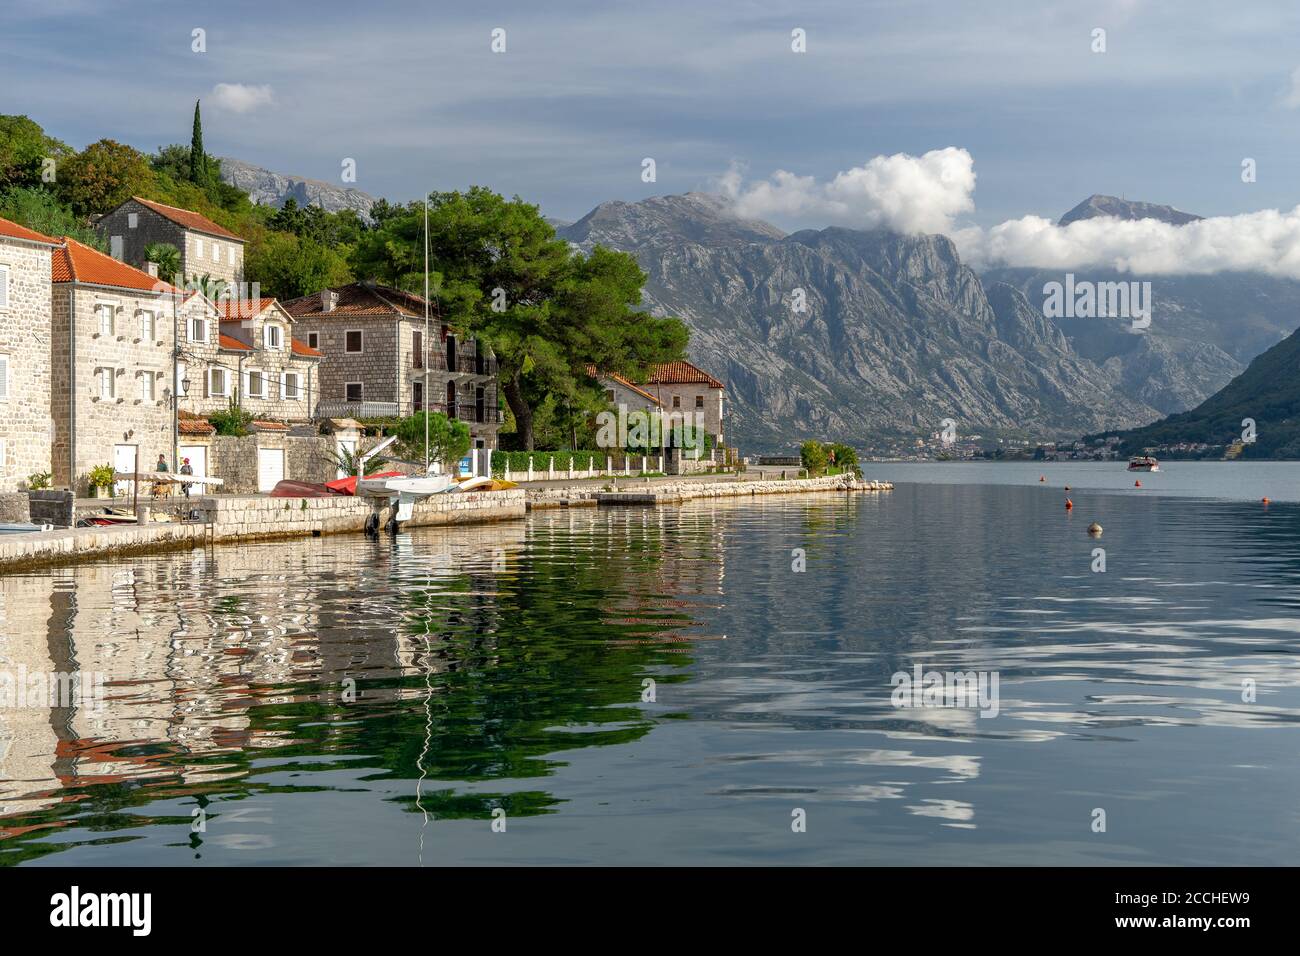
[{"left": 718, "top": 150, "right": 1300, "bottom": 279}]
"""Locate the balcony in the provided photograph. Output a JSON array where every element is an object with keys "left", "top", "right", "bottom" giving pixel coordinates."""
[{"left": 315, "top": 399, "right": 502, "bottom": 424}]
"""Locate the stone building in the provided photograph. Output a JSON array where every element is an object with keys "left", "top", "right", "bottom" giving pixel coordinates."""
[
  {"left": 593, "top": 360, "right": 726, "bottom": 447},
  {"left": 50, "top": 238, "right": 177, "bottom": 494},
  {"left": 97, "top": 196, "right": 245, "bottom": 287},
  {"left": 0, "top": 216, "right": 58, "bottom": 491},
  {"left": 283, "top": 281, "right": 501, "bottom": 451}
]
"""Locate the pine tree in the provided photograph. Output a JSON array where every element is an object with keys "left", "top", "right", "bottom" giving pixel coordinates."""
[{"left": 189, "top": 100, "right": 207, "bottom": 185}]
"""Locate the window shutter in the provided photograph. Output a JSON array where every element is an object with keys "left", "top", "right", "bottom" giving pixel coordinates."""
[
  {"left": 0, "top": 355, "right": 9, "bottom": 401},
  {"left": 0, "top": 265, "right": 9, "bottom": 310}
]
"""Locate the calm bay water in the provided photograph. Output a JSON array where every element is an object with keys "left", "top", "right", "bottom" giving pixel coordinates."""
[{"left": 2, "top": 463, "right": 1299, "bottom": 865}]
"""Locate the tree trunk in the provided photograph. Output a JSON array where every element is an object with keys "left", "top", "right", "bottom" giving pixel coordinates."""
[{"left": 501, "top": 373, "right": 534, "bottom": 451}]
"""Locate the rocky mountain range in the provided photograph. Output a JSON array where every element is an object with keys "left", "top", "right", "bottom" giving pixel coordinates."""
[
  {"left": 559, "top": 193, "right": 1159, "bottom": 451},
  {"left": 219, "top": 157, "right": 376, "bottom": 220},
  {"left": 558, "top": 192, "right": 1300, "bottom": 453}
]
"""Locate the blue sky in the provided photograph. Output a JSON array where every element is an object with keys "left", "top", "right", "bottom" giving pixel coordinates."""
[{"left": 4, "top": 0, "right": 1300, "bottom": 230}]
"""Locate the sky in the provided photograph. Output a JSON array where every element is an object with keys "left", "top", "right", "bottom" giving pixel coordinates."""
[{"left": 4, "top": 0, "right": 1300, "bottom": 260}]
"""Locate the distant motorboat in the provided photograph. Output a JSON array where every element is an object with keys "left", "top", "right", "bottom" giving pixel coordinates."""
[{"left": 1128, "top": 455, "right": 1160, "bottom": 472}]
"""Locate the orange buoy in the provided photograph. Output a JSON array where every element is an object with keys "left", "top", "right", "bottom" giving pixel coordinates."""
[
  {"left": 1039, "top": 475, "right": 1046, "bottom": 482},
  {"left": 1134, "top": 480, "right": 1142, "bottom": 487},
  {"left": 1262, "top": 497, "right": 1270, "bottom": 505},
  {"left": 1065, "top": 498, "right": 1074, "bottom": 510}
]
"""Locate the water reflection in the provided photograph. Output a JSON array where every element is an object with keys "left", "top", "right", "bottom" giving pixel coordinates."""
[{"left": 2, "top": 486, "right": 1299, "bottom": 866}]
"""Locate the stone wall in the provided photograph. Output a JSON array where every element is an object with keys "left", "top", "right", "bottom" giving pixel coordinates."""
[
  {"left": 50, "top": 283, "right": 175, "bottom": 492},
  {"left": 0, "top": 237, "right": 54, "bottom": 491},
  {"left": 26, "top": 489, "right": 73, "bottom": 526},
  {"left": 200, "top": 433, "right": 339, "bottom": 494},
  {"left": 0, "top": 491, "right": 29, "bottom": 522}
]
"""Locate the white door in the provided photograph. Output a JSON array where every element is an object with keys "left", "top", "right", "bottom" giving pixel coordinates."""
[
  {"left": 113, "top": 444, "right": 136, "bottom": 496},
  {"left": 257, "top": 448, "right": 285, "bottom": 492},
  {"left": 179, "top": 445, "right": 207, "bottom": 480},
  {"left": 336, "top": 439, "right": 356, "bottom": 479}
]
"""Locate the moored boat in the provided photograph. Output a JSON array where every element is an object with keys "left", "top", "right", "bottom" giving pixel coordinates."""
[{"left": 1128, "top": 455, "right": 1160, "bottom": 472}]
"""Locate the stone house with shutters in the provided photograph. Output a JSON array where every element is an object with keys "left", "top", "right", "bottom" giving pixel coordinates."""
[
  {"left": 49, "top": 237, "right": 177, "bottom": 493},
  {"left": 0, "top": 216, "right": 59, "bottom": 491},
  {"left": 97, "top": 196, "right": 245, "bottom": 287},
  {"left": 178, "top": 296, "right": 320, "bottom": 422},
  {"left": 283, "top": 281, "right": 501, "bottom": 451},
  {"left": 639, "top": 361, "right": 726, "bottom": 445}
]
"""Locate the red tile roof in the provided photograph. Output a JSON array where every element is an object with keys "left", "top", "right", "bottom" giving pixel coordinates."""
[
  {"left": 218, "top": 332, "right": 252, "bottom": 351},
  {"left": 645, "top": 361, "right": 725, "bottom": 388},
  {"left": 178, "top": 416, "right": 216, "bottom": 436},
  {"left": 291, "top": 337, "right": 322, "bottom": 357},
  {"left": 219, "top": 296, "right": 277, "bottom": 320},
  {"left": 251, "top": 420, "right": 289, "bottom": 431},
  {"left": 0, "top": 215, "right": 57, "bottom": 245},
  {"left": 52, "top": 237, "right": 173, "bottom": 293},
  {"left": 282, "top": 282, "right": 440, "bottom": 319},
  {"left": 585, "top": 365, "right": 662, "bottom": 406},
  {"left": 129, "top": 197, "right": 244, "bottom": 242}
]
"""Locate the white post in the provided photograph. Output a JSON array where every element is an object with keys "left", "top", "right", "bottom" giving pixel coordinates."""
[
  {"left": 624, "top": 455, "right": 631, "bottom": 476},
  {"left": 657, "top": 454, "right": 663, "bottom": 474},
  {"left": 567, "top": 458, "right": 574, "bottom": 480},
  {"left": 606, "top": 455, "right": 612, "bottom": 475},
  {"left": 548, "top": 455, "right": 555, "bottom": 480},
  {"left": 589, "top": 455, "right": 595, "bottom": 478},
  {"left": 642, "top": 454, "right": 648, "bottom": 474},
  {"left": 527, "top": 458, "right": 534, "bottom": 482},
  {"left": 504, "top": 459, "right": 511, "bottom": 482}
]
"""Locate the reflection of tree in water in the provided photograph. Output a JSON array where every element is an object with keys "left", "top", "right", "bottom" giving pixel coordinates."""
[{"left": 0, "top": 524, "right": 696, "bottom": 865}]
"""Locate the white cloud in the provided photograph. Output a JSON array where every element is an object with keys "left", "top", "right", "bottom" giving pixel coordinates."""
[
  {"left": 209, "top": 83, "right": 275, "bottom": 113},
  {"left": 956, "top": 208, "right": 1300, "bottom": 278},
  {"left": 723, "top": 149, "right": 1300, "bottom": 279},
  {"left": 719, "top": 148, "right": 977, "bottom": 235},
  {"left": 1280, "top": 66, "right": 1300, "bottom": 108}
]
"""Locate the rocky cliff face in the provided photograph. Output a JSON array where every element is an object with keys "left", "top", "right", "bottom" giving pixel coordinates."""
[
  {"left": 219, "top": 157, "right": 376, "bottom": 220},
  {"left": 559, "top": 194, "right": 1159, "bottom": 451}
]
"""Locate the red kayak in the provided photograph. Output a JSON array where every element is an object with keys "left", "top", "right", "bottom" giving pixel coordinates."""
[{"left": 269, "top": 479, "right": 348, "bottom": 498}]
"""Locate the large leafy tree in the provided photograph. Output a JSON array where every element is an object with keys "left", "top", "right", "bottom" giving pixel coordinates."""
[
  {"left": 0, "top": 114, "right": 71, "bottom": 188},
  {"left": 57, "top": 139, "right": 155, "bottom": 215},
  {"left": 244, "top": 229, "right": 353, "bottom": 300},
  {"left": 352, "top": 187, "right": 687, "bottom": 449}
]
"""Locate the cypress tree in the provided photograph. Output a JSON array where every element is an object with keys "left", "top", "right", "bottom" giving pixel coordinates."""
[{"left": 189, "top": 100, "right": 207, "bottom": 185}]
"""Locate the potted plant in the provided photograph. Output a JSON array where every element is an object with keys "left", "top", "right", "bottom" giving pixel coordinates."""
[{"left": 88, "top": 463, "right": 117, "bottom": 499}]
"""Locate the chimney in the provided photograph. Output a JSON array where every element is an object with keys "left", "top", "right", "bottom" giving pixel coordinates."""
[
  {"left": 145, "top": 261, "right": 159, "bottom": 278},
  {"left": 321, "top": 289, "right": 338, "bottom": 312}
]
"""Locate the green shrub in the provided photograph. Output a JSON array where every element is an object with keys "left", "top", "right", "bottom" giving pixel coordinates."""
[
  {"left": 800, "top": 440, "right": 829, "bottom": 476},
  {"left": 209, "top": 399, "right": 253, "bottom": 436},
  {"left": 87, "top": 463, "right": 116, "bottom": 489},
  {"left": 26, "top": 471, "right": 51, "bottom": 490}
]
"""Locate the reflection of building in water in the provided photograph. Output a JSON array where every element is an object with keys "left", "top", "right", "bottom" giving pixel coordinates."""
[
  {"left": 0, "top": 574, "right": 64, "bottom": 817},
  {"left": 0, "top": 520, "right": 532, "bottom": 822}
]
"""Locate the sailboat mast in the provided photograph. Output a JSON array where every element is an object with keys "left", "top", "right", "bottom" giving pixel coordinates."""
[{"left": 423, "top": 194, "right": 430, "bottom": 474}]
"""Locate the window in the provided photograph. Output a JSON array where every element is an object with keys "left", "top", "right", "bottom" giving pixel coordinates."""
[
  {"left": 190, "top": 315, "right": 207, "bottom": 343},
  {"left": 195, "top": 239, "right": 204, "bottom": 258},
  {"left": 98, "top": 367, "right": 115, "bottom": 400},
  {"left": 605, "top": 389, "right": 615, "bottom": 404},
  {"left": 139, "top": 310, "right": 156, "bottom": 341},
  {"left": 307, "top": 331, "right": 319, "bottom": 350},
  {"left": 177, "top": 361, "right": 187, "bottom": 396},
  {"left": 672, "top": 395, "right": 681, "bottom": 409},
  {"left": 208, "top": 367, "right": 228, "bottom": 397},
  {"left": 0, "top": 264, "right": 9, "bottom": 310},
  {"left": 127, "top": 212, "right": 138, "bottom": 228},
  {"left": 0, "top": 437, "right": 5, "bottom": 469},
  {"left": 97, "top": 303, "right": 114, "bottom": 336},
  {"left": 282, "top": 372, "right": 300, "bottom": 400},
  {"left": 264, "top": 324, "right": 282, "bottom": 350},
  {"left": 228, "top": 246, "right": 237, "bottom": 265},
  {"left": 110, "top": 235, "right": 123, "bottom": 259},
  {"left": 211, "top": 242, "right": 220, "bottom": 262},
  {"left": 345, "top": 330, "right": 363, "bottom": 353},
  {"left": 246, "top": 369, "right": 265, "bottom": 398},
  {"left": 346, "top": 382, "right": 363, "bottom": 402},
  {"left": 695, "top": 395, "right": 704, "bottom": 409},
  {"left": 140, "top": 372, "right": 155, "bottom": 402},
  {"left": 0, "top": 354, "right": 9, "bottom": 401},
  {"left": 413, "top": 330, "right": 423, "bottom": 368}
]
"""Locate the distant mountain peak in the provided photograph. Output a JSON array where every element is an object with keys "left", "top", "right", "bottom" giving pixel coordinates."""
[
  {"left": 1058, "top": 194, "right": 1203, "bottom": 227},
  {"left": 218, "top": 156, "right": 376, "bottom": 221},
  {"left": 559, "top": 192, "right": 786, "bottom": 249}
]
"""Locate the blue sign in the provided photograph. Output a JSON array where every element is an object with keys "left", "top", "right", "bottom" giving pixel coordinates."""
[{"left": 458, "top": 455, "right": 473, "bottom": 476}]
